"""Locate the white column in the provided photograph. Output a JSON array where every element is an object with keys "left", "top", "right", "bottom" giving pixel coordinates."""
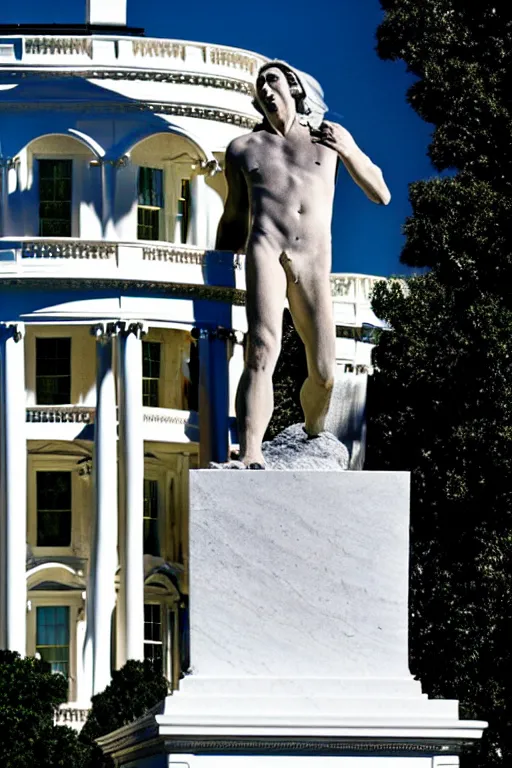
[
  {"left": 0, "top": 162, "right": 9, "bottom": 237},
  {"left": 101, "top": 161, "right": 117, "bottom": 241},
  {"left": 187, "top": 173, "right": 207, "bottom": 248},
  {"left": 205, "top": 182, "right": 225, "bottom": 249},
  {"left": 0, "top": 323, "right": 27, "bottom": 655},
  {"left": 117, "top": 322, "right": 145, "bottom": 665},
  {"left": 85, "top": 324, "right": 118, "bottom": 695}
]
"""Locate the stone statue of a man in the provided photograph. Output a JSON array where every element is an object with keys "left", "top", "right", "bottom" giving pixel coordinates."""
[{"left": 216, "top": 60, "right": 390, "bottom": 468}]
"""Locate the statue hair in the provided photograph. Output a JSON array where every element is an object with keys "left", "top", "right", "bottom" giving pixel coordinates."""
[{"left": 252, "top": 61, "right": 311, "bottom": 119}]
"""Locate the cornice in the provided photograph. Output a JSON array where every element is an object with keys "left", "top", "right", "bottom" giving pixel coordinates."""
[
  {"left": 2, "top": 68, "right": 255, "bottom": 95},
  {"left": 0, "top": 98, "right": 259, "bottom": 128},
  {"left": 0, "top": 277, "right": 246, "bottom": 305}
]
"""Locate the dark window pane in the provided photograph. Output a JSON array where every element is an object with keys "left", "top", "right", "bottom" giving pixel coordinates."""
[
  {"left": 38, "top": 159, "right": 72, "bottom": 237},
  {"left": 144, "top": 604, "right": 162, "bottom": 642},
  {"left": 142, "top": 342, "right": 161, "bottom": 407},
  {"left": 176, "top": 178, "right": 191, "bottom": 244},
  {"left": 36, "top": 338, "right": 71, "bottom": 405},
  {"left": 137, "top": 207, "right": 160, "bottom": 241},
  {"left": 36, "top": 606, "right": 70, "bottom": 677},
  {"left": 37, "top": 472, "right": 72, "bottom": 547},
  {"left": 143, "top": 479, "right": 159, "bottom": 556},
  {"left": 138, "top": 167, "right": 163, "bottom": 208}
]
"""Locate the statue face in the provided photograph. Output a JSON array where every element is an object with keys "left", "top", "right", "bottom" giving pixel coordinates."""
[{"left": 255, "top": 66, "right": 298, "bottom": 121}]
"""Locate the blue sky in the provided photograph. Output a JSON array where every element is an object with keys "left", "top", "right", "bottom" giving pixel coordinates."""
[{"left": 1, "top": 0, "right": 435, "bottom": 277}]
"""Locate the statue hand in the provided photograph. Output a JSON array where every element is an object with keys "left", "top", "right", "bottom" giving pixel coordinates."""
[{"left": 311, "top": 121, "right": 356, "bottom": 160}]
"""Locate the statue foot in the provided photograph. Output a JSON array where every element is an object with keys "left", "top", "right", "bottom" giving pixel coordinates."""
[{"left": 208, "top": 459, "right": 247, "bottom": 470}]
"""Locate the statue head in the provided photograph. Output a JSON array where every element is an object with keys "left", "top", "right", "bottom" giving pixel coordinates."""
[{"left": 253, "top": 60, "right": 328, "bottom": 130}]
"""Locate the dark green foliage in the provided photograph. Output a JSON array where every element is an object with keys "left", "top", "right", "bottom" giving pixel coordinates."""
[
  {"left": 265, "top": 309, "right": 308, "bottom": 439},
  {"left": 369, "top": 2, "right": 512, "bottom": 765},
  {"left": 0, "top": 650, "right": 87, "bottom": 768},
  {"left": 79, "top": 660, "right": 169, "bottom": 767}
]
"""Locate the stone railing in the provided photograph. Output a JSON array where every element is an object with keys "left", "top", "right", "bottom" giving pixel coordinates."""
[
  {"left": 1, "top": 35, "right": 266, "bottom": 86},
  {"left": 132, "top": 39, "right": 186, "bottom": 60},
  {"left": 330, "top": 274, "right": 386, "bottom": 302},
  {"left": 25, "top": 37, "right": 93, "bottom": 57},
  {"left": 142, "top": 245, "right": 207, "bottom": 265},
  {"left": 26, "top": 407, "right": 95, "bottom": 424},
  {"left": 55, "top": 704, "right": 90, "bottom": 731},
  {"left": 22, "top": 241, "right": 117, "bottom": 260}
]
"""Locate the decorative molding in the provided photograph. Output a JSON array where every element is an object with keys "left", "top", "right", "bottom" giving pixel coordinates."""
[
  {"left": 25, "top": 38, "right": 93, "bottom": 57},
  {"left": 0, "top": 98, "right": 260, "bottom": 128},
  {"left": 118, "top": 320, "right": 147, "bottom": 338},
  {"left": 91, "top": 321, "right": 119, "bottom": 340},
  {"left": 22, "top": 241, "right": 117, "bottom": 260},
  {"left": 0, "top": 322, "right": 25, "bottom": 342},
  {"left": 142, "top": 246, "right": 206, "bottom": 265},
  {"left": 5, "top": 69, "right": 255, "bottom": 95},
  {"left": 0, "top": 277, "right": 246, "bottom": 305},
  {"left": 26, "top": 407, "right": 94, "bottom": 424}
]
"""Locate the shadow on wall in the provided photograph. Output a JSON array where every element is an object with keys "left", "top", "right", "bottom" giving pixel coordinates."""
[{"left": 0, "top": 75, "right": 214, "bottom": 237}]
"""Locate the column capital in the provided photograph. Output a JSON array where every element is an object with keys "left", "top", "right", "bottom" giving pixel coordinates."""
[
  {"left": 191, "top": 326, "right": 243, "bottom": 344},
  {"left": 90, "top": 322, "right": 118, "bottom": 341},
  {"left": 117, "top": 321, "right": 148, "bottom": 339},
  {"left": 198, "top": 158, "right": 221, "bottom": 177},
  {"left": 0, "top": 158, "right": 17, "bottom": 170},
  {"left": 0, "top": 322, "right": 25, "bottom": 342}
]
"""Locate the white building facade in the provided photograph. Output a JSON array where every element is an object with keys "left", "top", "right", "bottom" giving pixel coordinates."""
[{"left": 0, "top": 2, "right": 384, "bottom": 725}]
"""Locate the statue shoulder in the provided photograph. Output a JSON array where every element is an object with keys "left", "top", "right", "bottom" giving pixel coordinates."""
[{"left": 226, "top": 133, "right": 258, "bottom": 163}]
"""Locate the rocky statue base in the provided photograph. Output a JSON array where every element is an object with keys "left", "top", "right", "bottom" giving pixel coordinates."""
[
  {"left": 99, "top": 471, "right": 486, "bottom": 767},
  {"left": 210, "top": 423, "right": 349, "bottom": 470}
]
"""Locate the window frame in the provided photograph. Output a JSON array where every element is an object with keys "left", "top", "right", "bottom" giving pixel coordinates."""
[
  {"left": 36, "top": 470, "right": 73, "bottom": 548},
  {"left": 26, "top": 591, "right": 84, "bottom": 702},
  {"left": 35, "top": 336, "right": 72, "bottom": 406},
  {"left": 137, "top": 166, "right": 164, "bottom": 242},
  {"left": 143, "top": 477, "right": 160, "bottom": 557},
  {"left": 37, "top": 158, "right": 74, "bottom": 238},
  {"left": 142, "top": 340, "right": 162, "bottom": 408},
  {"left": 28, "top": 456, "right": 82, "bottom": 556}
]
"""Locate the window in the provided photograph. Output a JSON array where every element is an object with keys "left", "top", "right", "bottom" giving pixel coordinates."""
[
  {"left": 176, "top": 179, "right": 191, "bottom": 244},
  {"left": 142, "top": 341, "right": 161, "bottom": 407},
  {"left": 36, "top": 337, "right": 71, "bottom": 405},
  {"left": 36, "top": 606, "right": 70, "bottom": 677},
  {"left": 137, "top": 167, "right": 163, "bottom": 240},
  {"left": 38, "top": 159, "right": 72, "bottom": 237},
  {"left": 144, "top": 604, "right": 163, "bottom": 671},
  {"left": 37, "top": 471, "right": 72, "bottom": 547},
  {"left": 143, "top": 479, "right": 159, "bottom": 556}
]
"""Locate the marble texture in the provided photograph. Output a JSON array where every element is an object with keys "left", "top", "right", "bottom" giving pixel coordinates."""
[
  {"left": 262, "top": 424, "right": 349, "bottom": 470},
  {"left": 188, "top": 471, "right": 409, "bottom": 679},
  {"left": 97, "top": 472, "right": 486, "bottom": 767}
]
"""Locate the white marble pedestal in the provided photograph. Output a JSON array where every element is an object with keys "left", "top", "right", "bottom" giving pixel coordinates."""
[{"left": 99, "top": 472, "right": 486, "bottom": 767}]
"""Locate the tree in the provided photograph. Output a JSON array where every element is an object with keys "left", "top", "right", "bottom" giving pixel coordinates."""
[
  {"left": 0, "top": 650, "right": 86, "bottom": 768},
  {"left": 367, "top": 2, "right": 512, "bottom": 766},
  {"left": 79, "top": 660, "right": 169, "bottom": 767}
]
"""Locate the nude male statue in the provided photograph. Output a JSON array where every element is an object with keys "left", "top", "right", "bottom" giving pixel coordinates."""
[{"left": 216, "top": 60, "right": 390, "bottom": 468}]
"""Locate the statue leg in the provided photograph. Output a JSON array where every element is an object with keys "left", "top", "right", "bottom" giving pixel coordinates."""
[
  {"left": 287, "top": 268, "right": 335, "bottom": 436},
  {"left": 236, "top": 251, "right": 287, "bottom": 465}
]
